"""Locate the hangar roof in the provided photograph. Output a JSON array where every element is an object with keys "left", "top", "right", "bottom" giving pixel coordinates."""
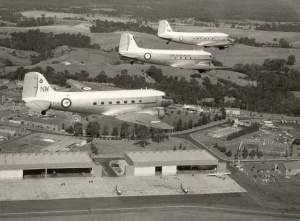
[
  {"left": 0, "top": 152, "right": 94, "bottom": 171},
  {"left": 125, "top": 150, "right": 218, "bottom": 167},
  {"left": 282, "top": 161, "right": 300, "bottom": 170}
]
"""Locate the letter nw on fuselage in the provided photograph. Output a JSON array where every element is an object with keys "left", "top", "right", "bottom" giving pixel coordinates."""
[{"left": 40, "top": 86, "right": 49, "bottom": 92}]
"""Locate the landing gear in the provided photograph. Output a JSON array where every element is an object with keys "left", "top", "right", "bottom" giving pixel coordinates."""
[
  {"left": 130, "top": 61, "right": 134, "bottom": 65},
  {"left": 198, "top": 70, "right": 207, "bottom": 73},
  {"left": 41, "top": 111, "right": 46, "bottom": 115},
  {"left": 219, "top": 46, "right": 225, "bottom": 50},
  {"left": 166, "top": 41, "right": 170, "bottom": 45}
]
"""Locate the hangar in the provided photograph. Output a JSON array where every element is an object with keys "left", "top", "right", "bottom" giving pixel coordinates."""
[
  {"left": 119, "top": 150, "right": 226, "bottom": 176},
  {"left": 0, "top": 152, "right": 94, "bottom": 180}
]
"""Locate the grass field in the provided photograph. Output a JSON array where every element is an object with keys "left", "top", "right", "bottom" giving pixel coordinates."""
[
  {"left": 93, "top": 137, "right": 197, "bottom": 155},
  {"left": 0, "top": 47, "right": 35, "bottom": 68}
]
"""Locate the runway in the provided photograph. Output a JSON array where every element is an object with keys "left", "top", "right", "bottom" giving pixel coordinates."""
[{"left": 0, "top": 195, "right": 299, "bottom": 220}]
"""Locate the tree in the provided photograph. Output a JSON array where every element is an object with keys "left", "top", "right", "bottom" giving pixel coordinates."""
[
  {"left": 214, "top": 143, "right": 219, "bottom": 149},
  {"left": 91, "top": 141, "right": 98, "bottom": 155},
  {"left": 182, "top": 122, "right": 188, "bottom": 130},
  {"left": 221, "top": 146, "right": 227, "bottom": 152},
  {"left": 86, "top": 122, "right": 100, "bottom": 138},
  {"left": 102, "top": 123, "right": 109, "bottom": 136},
  {"left": 213, "top": 114, "right": 219, "bottom": 121},
  {"left": 136, "top": 126, "right": 151, "bottom": 147},
  {"left": 258, "top": 151, "right": 263, "bottom": 159},
  {"left": 286, "top": 55, "right": 296, "bottom": 66},
  {"left": 61, "top": 123, "right": 65, "bottom": 130},
  {"left": 220, "top": 107, "right": 226, "bottom": 119},
  {"left": 65, "top": 126, "right": 74, "bottom": 134},
  {"left": 250, "top": 149, "right": 256, "bottom": 158},
  {"left": 242, "top": 148, "right": 248, "bottom": 159},
  {"left": 226, "top": 150, "right": 232, "bottom": 157},
  {"left": 111, "top": 126, "right": 119, "bottom": 137},
  {"left": 176, "top": 118, "right": 183, "bottom": 131},
  {"left": 120, "top": 122, "right": 130, "bottom": 139},
  {"left": 279, "top": 38, "right": 290, "bottom": 48},
  {"left": 188, "top": 119, "right": 193, "bottom": 129},
  {"left": 74, "top": 122, "right": 83, "bottom": 136},
  {"left": 173, "top": 145, "right": 176, "bottom": 150}
]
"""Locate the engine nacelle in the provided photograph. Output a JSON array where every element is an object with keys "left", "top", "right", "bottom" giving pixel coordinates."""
[{"left": 137, "top": 107, "right": 165, "bottom": 119}]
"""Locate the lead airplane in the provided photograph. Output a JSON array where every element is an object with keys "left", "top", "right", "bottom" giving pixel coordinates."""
[
  {"left": 22, "top": 72, "right": 173, "bottom": 130},
  {"left": 207, "top": 172, "right": 231, "bottom": 180},
  {"left": 119, "top": 33, "right": 227, "bottom": 73},
  {"left": 157, "top": 20, "right": 234, "bottom": 50}
]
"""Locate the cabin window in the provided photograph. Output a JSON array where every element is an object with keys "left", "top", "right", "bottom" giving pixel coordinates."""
[
  {"left": 117, "top": 101, "right": 120, "bottom": 104},
  {"left": 124, "top": 101, "right": 128, "bottom": 104},
  {"left": 139, "top": 100, "right": 142, "bottom": 103},
  {"left": 131, "top": 100, "right": 135, "bottom": 103},
  {"left": 93, "top": 102, "right": 97, "bottom": 105},
  {"left": 101, "top": 102, "right": 104, "bottom": 105},
  {"left": 109, "top": 101, "right": 112, "bottom": 105}
]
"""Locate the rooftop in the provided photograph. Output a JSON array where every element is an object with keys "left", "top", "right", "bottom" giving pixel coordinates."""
[
  {"left": 125, "top": 150, "right": 218, "bottom": 167},
  {"left": 283, "top": 161, "right": 300, "bottom": 170},
  {"left": 0, "top": 152, "right": 94, "bottom": 171}
]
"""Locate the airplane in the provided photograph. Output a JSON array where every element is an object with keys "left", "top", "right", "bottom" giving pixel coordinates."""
[
  {"left": 22, "top": 72, "right": 174, "bottom": 130},
  {"left": 157, "top": 20, "right": 235, "bottom": 50},
  {"left": 115, "top": 185, "right": 122, "bottom": 195},
  {"left": 181, "top": 183, "right": 188, "bottom": 194},
  {"left": 207, "top": 172, "right": 231, "bottom": 180},
  {"left": 119, "top": 33, "right": 228, "bottom": 73}
]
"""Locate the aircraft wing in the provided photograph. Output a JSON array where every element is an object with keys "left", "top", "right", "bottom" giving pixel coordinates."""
[
  {"left": 197, "top": 42, "right": 233, "bottom": 48},
  {"left": 66, "top": 79, "right": 93, "bottom": 92},
  {"left": 116, "top": 112, "right": 174, "bottom": 130},
  {"left": 171, "top": 63, "right": 230, "bottom": 71}
]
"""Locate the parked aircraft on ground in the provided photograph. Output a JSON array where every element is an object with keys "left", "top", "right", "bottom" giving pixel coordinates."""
[
  {"left": 207, "top": 172, "right": 231, "bottom": 180},
  {"left": 22, "top": 72, "right": 173, "bottom": 130},
  {"left": 119, "top": 33, "right": 228, "bottom": 73},
  {"left": 158, "top": 20, "right": 234, "bottom": 50}
]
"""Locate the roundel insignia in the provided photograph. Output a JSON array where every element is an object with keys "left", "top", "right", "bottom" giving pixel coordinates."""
[
  {"left": 179, "top": 36, "right": 184, "bottom": 41},
  {"left": 144, "top": 52, "right": 151, "bottom": 60},
  {"left": 39, "top": 79, "right": 43, "bottom": 83},
  {"left": 61, "top": 98, "right": 72, "bottom": 108}
]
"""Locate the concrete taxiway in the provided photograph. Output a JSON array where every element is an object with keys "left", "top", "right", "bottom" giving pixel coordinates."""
[{"left": 0, "top": 174, "right": 245, "bottom": 201}]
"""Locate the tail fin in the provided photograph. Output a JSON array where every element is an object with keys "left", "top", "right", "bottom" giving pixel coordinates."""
[
  {"left": 22, "top": 72, "right": 55, "bottom": 99},
  {"left": 158, "top": 20, "right": 173, "bottom": 36},
  {"left": 119, "top": 33, "right": 139, "bottom": 53}
]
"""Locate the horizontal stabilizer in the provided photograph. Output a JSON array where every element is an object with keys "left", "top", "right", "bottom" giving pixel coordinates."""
[{"left": 25, "top": 100, "right": 51, "bottom": 112}]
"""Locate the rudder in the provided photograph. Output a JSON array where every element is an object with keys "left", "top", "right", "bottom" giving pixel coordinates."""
[
  {"left": 158, "top": 20, "right": 173, "bottom": 36},
  {"left": 22, "top": 72, "right": 55, "bottom": 99},
  {"left": 119, "top": 33, "right": 139, "bottom": 52}
]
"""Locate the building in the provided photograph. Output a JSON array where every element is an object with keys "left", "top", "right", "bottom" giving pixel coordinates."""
[
  {"left": 0, "top": 152, "right": 94, "bottom": 180},
  {"left": 225, "top": 108, "right": 240, "bottom": 117},
  {"left": 120, "top": 150, "right": 225, "bottom": 177},
  {"left": 278, "top": 161, "right": 300, "bottom": 176}
]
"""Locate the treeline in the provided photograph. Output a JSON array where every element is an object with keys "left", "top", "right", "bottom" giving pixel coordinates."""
[
  {"left": 234, "top": 37, "right": 292, "bottom": 48},
  {"left": 0, "top": 29, "right": 100, "bottom": 64},
  {"left": 17, "top": 17, "right": 55, "bottom": 27},
  {"left": 256, "top": 23, "right": 300, "bottom": 32},
  {"left": 0, "top": 9, "right": 54, "bottom": 27},
  {"left": 90, "top": 19, "right": 156, "bottom": 34},
  {"left": 227, "top": 123, "right": 260, "bottom": 141}
]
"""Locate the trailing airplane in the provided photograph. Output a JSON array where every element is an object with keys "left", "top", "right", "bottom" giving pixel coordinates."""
[
  {"left": 22, "top": 72, "right": 173, "bottom": 130},
  {"left": 207, "top": 172, "right": 231, "bottom": 180},
  {"left": 157, "top": 20, "right": 234, "bottom": 50},
  {"left": 119, "top": 33, "right": 228, "bottom": 73}
]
